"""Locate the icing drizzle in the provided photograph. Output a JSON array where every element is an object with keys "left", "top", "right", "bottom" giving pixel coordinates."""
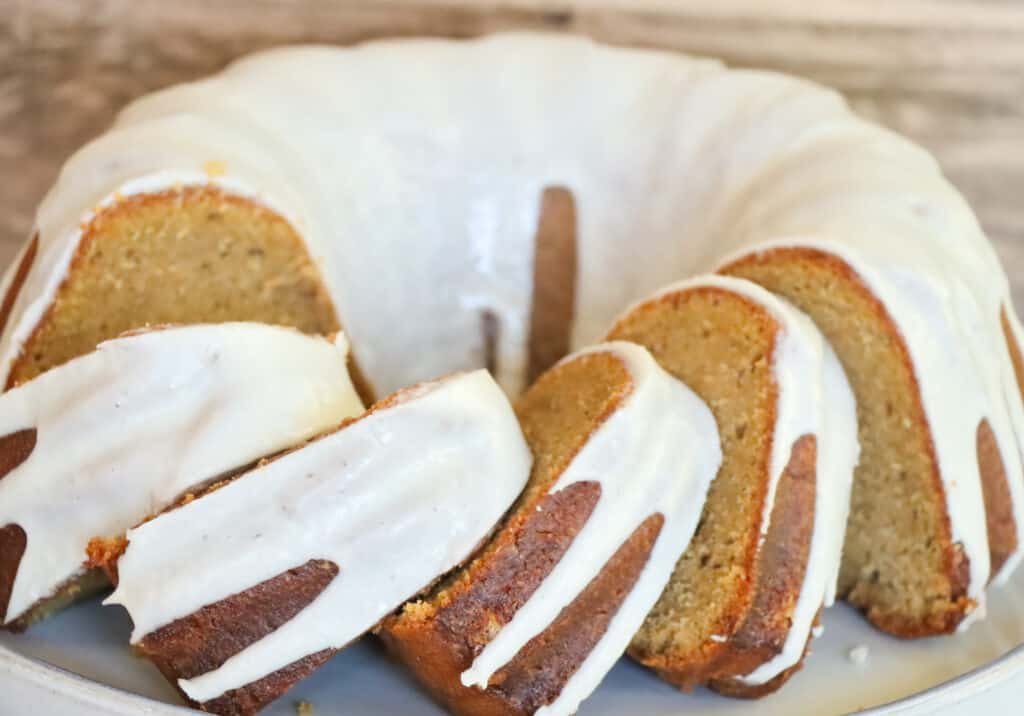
[
  {"left": 0, "top": 30, "right": 1017, "bottom": 698},
  {"left": 107, "top": 369, "right": 531, "bottom": 703},
  {"left": 460, "top": 341, "right": 721, "bottom": 716},
  {"left": 0, "top": 323, "right": 363, "bottom": 624},
  {"left": 618, "top": 276, "right": 859, "bottom": 685},
  {"left": 3, "top": 43, "right": 1018, "bottom": 596}
]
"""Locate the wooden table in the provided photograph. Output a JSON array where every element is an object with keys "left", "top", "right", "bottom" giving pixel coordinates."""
[{"left": 3, "top": 0, "right": 1024, "bottom": 302}]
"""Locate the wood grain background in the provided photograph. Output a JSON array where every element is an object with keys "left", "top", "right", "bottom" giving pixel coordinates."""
[{"left": 3, "top": 0, "right": 1024, "bottom": 303}]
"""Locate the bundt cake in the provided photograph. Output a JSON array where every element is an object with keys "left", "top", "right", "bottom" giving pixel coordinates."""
[
  {"left": 606, "top": 275, "right": 858, "bottom": 695},
  {"left": 2, "top": 31, "right": 1023, "bottom": 714},
  {"left": 105, "top": 369, "right": 531, "bottom": 715},
  {"left": 0, "top": 323, "right": 362, "bottom": 631},
  {"left": 379, "top": 342, "right": 720, "bottom": 716}
]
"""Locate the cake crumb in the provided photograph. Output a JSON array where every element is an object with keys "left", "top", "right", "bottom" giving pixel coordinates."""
[
  {"left": 295, "top": 700, "right": 314, "bottom": 715},
  {"left": 812, "top": 624, "right": 824, "bottom": 638},
  {"left": 848, "top": 644, "right": 869, "bottom": 665}
]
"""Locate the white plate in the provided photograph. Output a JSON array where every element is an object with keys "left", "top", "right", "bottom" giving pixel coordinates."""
[{"left": 1, "top": 563, "right": 1022, "bottom": 716}]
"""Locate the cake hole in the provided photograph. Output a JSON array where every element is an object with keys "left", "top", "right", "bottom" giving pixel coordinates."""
[
  {"left": 526, "top": 186, "right": 577, "bottom": 385},
  {"left": 481, "top": 310, "right": 500, "bottom": 377}
]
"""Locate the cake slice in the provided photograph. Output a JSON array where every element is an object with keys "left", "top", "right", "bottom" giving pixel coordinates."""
[
  {"left": 607, "top": 275, "right": 859, "bottom": 695},
  {"left": 720, "top": 247, "right": 1011, "bottom": 636},
  {"left": 104, "top": 369, "right": 531, "bottom": 716},
  {"left": 0, "top": 187, "right": 375, "bottom": 403},
  {"left": 379, "top": 341, "right": 721, "bottom": 716},
  {"left": 0, "top": 323, "right": 362, "bottom": 630}
]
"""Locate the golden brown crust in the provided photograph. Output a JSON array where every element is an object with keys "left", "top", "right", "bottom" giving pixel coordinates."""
[
  {"left": 608, "top": 285, "right": 785, "bottom": 688},
  {"left": 857, "top": 543, "right": 970, "bottom": 638},
  {"left": 976, "top": 419, "right": 1017, "bottom": 578},
  {"left": 721, "top": 247, "right": 972, "bottom": 637},
  {"left": 708, "top": 627, "right": 815, "bottom": 699},
  {"left": 484, "top": 513, "right": 663, "bottom": 710},
  {"left": 199, "top": 650, "right": 336, "bottom": 716},
  {"left": 527, "top": 186, "right": 577, "bottom": 384},
  {"left": 432, "top": 481, "right": 601, "bottom": 650},
  {"left": 137, "top": 559, "right": 340, "bottom": 716},
  {"left": 380, "top": 481, "right": 601, "bottom": 716},
  {"left": 380, "top": 352, "right": 664, "bottom": 715},
  {"left": 993, "top": 306, "right": 1024, "bottom": 576},
  {"left": 0, "top": 233, "right": 38, "bottom": 354},
  {"left": 1001, "top": 307, "right": 1024, "bottom": 402},
  {"left": 0, "top": 524, "right": 26, "bottom": 626},
  {"left": 706, "top": 435, "right": 817, "bottom": 694},
  {"left": 629, "top": 435, "right": 817, "bottom": 695},
  {"left": 0, "top": 428, "right": 36, "bottom": 482},
  {"left": 379, "top": 493, "right": 664, "bottom": 716},
  {"left": 84, "top": 536, "right": 129, "bottom": 586},
  {"left": 4, "top": 187, "right": 353, "bottom": 389},
  {"left": 0, "top": 427, "right": 38, "bottom": 628}
]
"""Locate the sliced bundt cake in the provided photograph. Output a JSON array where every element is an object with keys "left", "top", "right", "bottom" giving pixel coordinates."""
[
  {"left": 105, "top": 370, "right": 531, "bottom": 715},
  {"left": 0, "top": 323, "right": 362, "bottom": 630},
  {"left": 379, "top": 342, "right": 721, "bottom": 716},
  {"left": 606, "top": 275, "right": 858, "bottom": 695},
  {"left": 1, "top": 31, "right": 1023, "bottom": 712}
]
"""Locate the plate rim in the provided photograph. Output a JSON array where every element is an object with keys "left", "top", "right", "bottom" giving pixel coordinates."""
[{"left": 2, "top": 637, "right": 1021, "bottom": 715}]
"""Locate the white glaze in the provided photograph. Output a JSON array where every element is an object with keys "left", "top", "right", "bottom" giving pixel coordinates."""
[
  {"left": 621, "top": 276, "right": 859, "bottom": 685},
  {"left": 0, "top": 323, "right": 363, "bottom": 624},
  {"left": 107, "top": 370, "right": 531, "bottom": 704},
  {"left": 5, "top": 41, "right": 1016, "bottom": 594},
  {"left": 707, "top": 112, "right": 1024, "bottom": 604},
  {"left": 0, "top": 29, "right": 1018, "bottom": 699},
  {"left": 994, "top": 301, "right": 1024, "bottom": 584},
  {"left": 460, "top": 341, "right": 722, "bottom": 716}
]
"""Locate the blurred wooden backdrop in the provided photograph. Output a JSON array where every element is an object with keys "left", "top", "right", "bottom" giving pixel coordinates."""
[{"left": 3, "top": 0, "right": 1024, "bottom": 302}]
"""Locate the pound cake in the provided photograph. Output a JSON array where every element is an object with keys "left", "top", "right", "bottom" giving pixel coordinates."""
[
  {"left": 1, "top": 31, "right": 1023, "bottom": 713},
  {"left": 104, "top": 369, "right": 530, "bottom": 715},
  {"left": 712, "top": 118, "right": 1024, "bottom": 633},
  {"left": 0, "top": 323, "right": 362, "bottom": 631},
  {"left": 379, "top": 342, "right": 720, "bottom": 716},
  {"left": 607, "top": 276, "right": 858, "bottom": 695}
]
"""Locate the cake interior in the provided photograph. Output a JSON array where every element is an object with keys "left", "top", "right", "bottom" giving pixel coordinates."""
[
  {"left": 8, "top": 187, "right": 339, "bottom": 388},
  {"left": 395, "top": 351, "right": 631, "bottom": 628},
  {"left": 607, "top": 288, "right": 777, "bottom": 678},
  {"left": 723, "top": 249, "right": 970, "bottom": 635},
  {"left": 377, "top": 351, "right": 642, "bottom": 715}
]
